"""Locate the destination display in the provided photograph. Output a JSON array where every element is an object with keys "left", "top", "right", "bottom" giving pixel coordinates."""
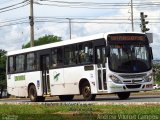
[{"left": 110, "top": 35, "right": 145, "bottom": 41}]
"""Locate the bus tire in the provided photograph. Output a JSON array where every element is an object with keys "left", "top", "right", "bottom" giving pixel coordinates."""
[
  {"left": 29, "top": 85, "right": 38, "bottom": 102},
  {"left": 117, "top": 92, "right": 130, "bottom": 100},
  {"left": 81, "top": 82, "right": 96, "bottom": 101},
  {"left": 59, "top": 95, "right": 74, "bottom": 101}
]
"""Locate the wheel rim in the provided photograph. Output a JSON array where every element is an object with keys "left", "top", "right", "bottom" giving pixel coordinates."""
[{"left": 83, "top": 86, "right": 91, "bottom": 98}]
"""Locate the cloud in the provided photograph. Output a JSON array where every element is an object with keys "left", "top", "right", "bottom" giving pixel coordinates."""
[
  {"left": 1, "top": 0, "right": 160, "bottom": 59},
  {"left": 34, "top": 22, "right": 68, "bottom": 39},
  {"left": 0, "top": 24, "right": 30, "bottom": 51}
]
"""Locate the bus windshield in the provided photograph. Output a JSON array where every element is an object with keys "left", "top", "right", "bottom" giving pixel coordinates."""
[{"left": 109, "top": 44, "right": 151, "bottom": 73}]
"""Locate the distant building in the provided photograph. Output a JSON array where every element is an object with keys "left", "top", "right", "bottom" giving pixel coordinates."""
[{"left": 153, "top": 60, "right": 160, "bottom": 65}]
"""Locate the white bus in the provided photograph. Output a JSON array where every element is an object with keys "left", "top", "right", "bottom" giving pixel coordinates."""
[{"left": 7, "top": 32, "right": 153, "bottom": 102}]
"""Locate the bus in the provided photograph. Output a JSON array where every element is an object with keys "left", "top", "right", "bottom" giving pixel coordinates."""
[{"left": 7, "top": 32, "right": 153, "bottom": 102}]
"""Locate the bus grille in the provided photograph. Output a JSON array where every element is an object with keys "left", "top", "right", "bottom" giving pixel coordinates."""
[
  {"left": 119, "top": 74, "right": 146, "bottom": 79},
  {"left": 126, "top": 84, "right": 141, "bottom": 89},
  {"left": 123, "top": 80, "right": 143, "bottom": 83}
]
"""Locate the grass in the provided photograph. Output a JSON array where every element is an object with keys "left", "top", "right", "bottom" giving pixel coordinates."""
[
  {"left": 155, "top": 80, "right": 160, "bottom": 85},
  {"left": 0, "top": 104, "right": 160, "bottom": 120}
]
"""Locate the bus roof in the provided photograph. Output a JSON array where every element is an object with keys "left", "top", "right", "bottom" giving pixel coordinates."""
[
  {"left": 7, "top": 32, "right": 145, "bottom": 56},
  {"left": 7, "top": 33, "right": 105, "bottom": 56}
]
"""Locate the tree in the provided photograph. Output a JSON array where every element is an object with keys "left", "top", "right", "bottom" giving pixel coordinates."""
[
  {"left": 0, "top": 49, "right": 7, "bottom": 98},
  {"left": 22, "top": 35, "right": 62, "bottom": 48},
  {"left": 153, "top": 64, "right": 160, "bottom": 85}
]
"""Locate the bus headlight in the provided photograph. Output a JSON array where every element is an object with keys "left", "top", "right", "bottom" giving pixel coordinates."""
[
  {"left": 109, "top": 75, "right": 122, "bottom": 84},
  {"left": 144, "top": 74, "right": 152, "bottom": 82}
]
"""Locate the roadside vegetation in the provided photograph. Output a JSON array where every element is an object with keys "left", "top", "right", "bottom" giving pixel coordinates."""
[
  {"left": 153, "top": 64, "right": 160, "bottom": 85},
  {"left": 0, "top": 104, "right": 160, "bottom": 120},
  {"left": 22, "top": 35, "right": 62, "bottom": 48},
  {"left": 0, "top": 50, "right": 7, "bottom": 98}
]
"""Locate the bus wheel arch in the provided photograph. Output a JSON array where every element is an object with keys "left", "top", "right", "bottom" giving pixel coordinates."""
[
  {"left": 28, "top": 83, "right": 45, "bottom": 102},
  {"left": 28, "top": 83, "right": 37, "bottom": 102},
  {"left": 28, "top": 83, "right": 35, "bottom": 95},
  {"left": 79, "top": 79, "right": 96, "bottom": 101}
]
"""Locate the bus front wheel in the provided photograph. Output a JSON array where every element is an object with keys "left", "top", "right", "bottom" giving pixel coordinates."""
[
  {"left": 117, "top": 92, "right": 130, "bottom": 100},
  {"left": 81, "top": 82, "right": 96, "bottom": 101}
]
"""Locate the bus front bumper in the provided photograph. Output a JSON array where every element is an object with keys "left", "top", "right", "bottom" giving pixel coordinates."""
[{"left": 107, "top": 82, "right": 153, "bottom": 93}]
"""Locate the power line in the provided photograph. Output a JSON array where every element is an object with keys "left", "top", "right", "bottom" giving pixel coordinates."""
[
  {"left": 1, "top": 16, "right": 160, "bottom": 22},
  {"left": 35, "top": 17, "right": 129, "bottom": 20},
  {"left": 0, "top": 0, "right": 28, "bottom": 10},
  {"left": 35, "top": 16, "right": 160, "bottom": 21},
  {"left": 0, "top": 0, "right": 17, "bottom": 5},
  {"left": 0, "top": 15, "right": 159, "bottom": 28},
  {"left": 37, "top": 0, "right": 160, "bottom": 6},
  {"left": 34, "top": 1, "right": 160, "bottom": 10},
  {"left": 35, "top": 3, "right": 129, "bottom": 9},
  {"left": 0, "top": 0, "right": 29, "bottom": 13},
  {"left": 0, "top": 21, "right": 28, "bottom": 27},
  {"left": 0, "top": 17, "right": 28, "bottom": 24},
  {"left": 0, "top": 20, "right": 160, "bottom": 28},
  {"left": 38, "top": 0, "right": 160, "bottom": 6},
  {"left": 34, "top": 19, "right": 159, "bottom": 24},
  {"left": 38, "top": 0, "right": 131, "bottom": 5},
  {"left": 0, "top": 3, "right": 29, "bottom": 13}
]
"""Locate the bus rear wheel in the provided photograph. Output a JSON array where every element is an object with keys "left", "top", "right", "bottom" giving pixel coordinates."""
[
  {"left": 59, "top": 95, "right": 74, "bottom": 101},
  {"left": 117, "top": 92, "right": 130, "bottom": 100},
  {"left": 29, "top": 85, "right": 45, "bottom": 102},
  {"left": 81, "top": 82, "right": 96, "bottom": 101}
]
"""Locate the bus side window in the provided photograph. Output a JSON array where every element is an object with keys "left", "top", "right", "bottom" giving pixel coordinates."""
[
  {"left": 8, "top": 56, "right": 15, "bottom": 73},
  {"left": 64, "top": 45, "right": 76, "bottom": 65},
  {"left": 52, "top": 48, "right": 63, "bottom": 67},
  {"left": 26, "top": 53, "right": 36, "bottom": 71},
  {"left": 52, "top": 49, "right": 57, "bottom": 67},
  {"left": 15, "top": 54, "right": 25, "bottom": 72},
  {"left": 78, "top": 42, "right": 93, "bottom": 64}
]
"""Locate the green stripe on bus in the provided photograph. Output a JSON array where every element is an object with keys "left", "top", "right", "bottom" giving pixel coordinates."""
[{"left": 15, "top": 75, "right": 25, "bottom": 81}]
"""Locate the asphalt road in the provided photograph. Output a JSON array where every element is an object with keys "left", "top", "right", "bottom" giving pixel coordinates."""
[{"left": 0, "top": 94, "right": 160, "bottom": 103}]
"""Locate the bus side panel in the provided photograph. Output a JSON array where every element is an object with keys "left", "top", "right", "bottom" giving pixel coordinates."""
[
  {"left": 63, "top": 66, "right": 97, "bottom": 95},
  {"left": 7, "top": 73, "right": 27, "bottom": 97},
  {"left": 49, "top": 68, "right": 64, "bottom": 95},
  {"left": 8, "top": 71, "right": 42, "bottom": 97},
  {"left": 63, "top": 66, "right": 82, "bottom": 95},
  {"left": 49, "top": 66, "right": 97, "bottom": 96},
  {"left": 7, "top": 74, "right": 16, "bottom": 96}
]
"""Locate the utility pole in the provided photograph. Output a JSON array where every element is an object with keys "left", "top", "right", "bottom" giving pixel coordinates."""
[
  {"left": 131, "top": 0, "right": 134, "bottom": 32},
  {"left": 66, "top": 18, "right": 72, "bottom": 39},
  {"left": 29, "top": 0, "right": 34, "bottom": 47}
]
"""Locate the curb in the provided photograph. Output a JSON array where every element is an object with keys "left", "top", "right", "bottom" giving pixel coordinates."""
[{"left": 0, "top": 101, "right": 160, "bottom": 105}]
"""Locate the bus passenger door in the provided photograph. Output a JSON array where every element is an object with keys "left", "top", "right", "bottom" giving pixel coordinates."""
[
  {"left": 40, "top": 55, "right": 51, "bottom": 95},
  {"left": 96, "top": 46, "right": 107, "bottom": 91}
]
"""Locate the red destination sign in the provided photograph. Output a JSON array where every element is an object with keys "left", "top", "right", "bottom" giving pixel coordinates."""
[{"left": 110, "top": 36, "right": 145, "bottom": 41}]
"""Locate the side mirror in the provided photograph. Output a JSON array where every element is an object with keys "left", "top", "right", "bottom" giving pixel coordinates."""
[
  {"left": 149, "top": 47, "right": 153, "bottom": 60},
  {"left": 106, "top": 46, "right": 110, "bottom": 57}
]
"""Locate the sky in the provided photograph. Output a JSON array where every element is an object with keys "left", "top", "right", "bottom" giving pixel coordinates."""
[{"left": 0, "top": 0, "right": 160, "bottom": 59}]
